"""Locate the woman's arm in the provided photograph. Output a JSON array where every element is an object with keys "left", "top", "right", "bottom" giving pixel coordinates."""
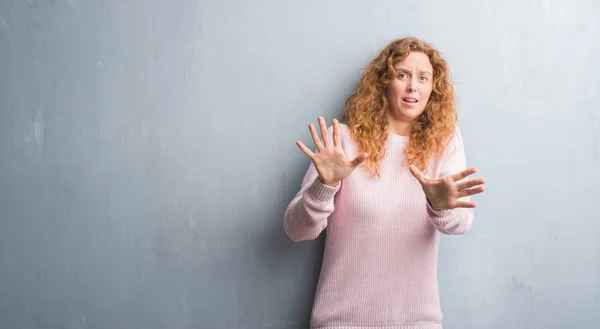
[
  {"left": 283, "top": 161, "right": 340, "bottom": 242},
  {"left": 408, "top": 126, "right": 484, "bottom": 235},
  {"left": 426, "top": 126, "right": 476, "bottom": 235}
]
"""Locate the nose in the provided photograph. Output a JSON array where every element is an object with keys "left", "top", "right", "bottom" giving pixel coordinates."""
[{"left": 406, "top": 78, "right": 417, "bottom": 92}]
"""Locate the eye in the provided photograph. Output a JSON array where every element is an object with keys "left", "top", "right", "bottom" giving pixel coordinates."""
[
  {"left": 420, "top": 76, "right": 429, "bottom": 82},
  {"left": 397, "top": 73, "right": 408, "bottom": 79}
]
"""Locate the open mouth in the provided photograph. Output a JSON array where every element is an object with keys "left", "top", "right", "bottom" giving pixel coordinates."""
[{"left": 402, "top": 97, "right": 419, "bottom": 104}]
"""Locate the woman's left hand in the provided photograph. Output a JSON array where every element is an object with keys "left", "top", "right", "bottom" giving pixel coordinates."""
[{"left": 409, "top": 165, "right": 486, "bottom": 210}]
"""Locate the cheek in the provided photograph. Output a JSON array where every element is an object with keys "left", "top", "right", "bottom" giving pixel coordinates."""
[{"left": 421, "top": 86, "right": 433, "bottom": 102}]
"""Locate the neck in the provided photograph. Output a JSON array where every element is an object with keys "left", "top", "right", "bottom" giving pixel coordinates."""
[{"left": 387, "top": 114, "right": 412, "bottom": 136}]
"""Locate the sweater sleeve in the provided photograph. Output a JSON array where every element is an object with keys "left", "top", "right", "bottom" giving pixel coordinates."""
[
  {"left": 283, "top": 126, "right": 341, "bottom": 242},
  {"left": 426, "top": 126, "right": 475, "bottom": 235},
  {"left": 283, "top": 163, "right": 340, "bottom": 242}
]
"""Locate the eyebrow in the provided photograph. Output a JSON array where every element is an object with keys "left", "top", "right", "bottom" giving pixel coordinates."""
[{"left": 394, "top": 68, "right": 433, "bottom": 75}]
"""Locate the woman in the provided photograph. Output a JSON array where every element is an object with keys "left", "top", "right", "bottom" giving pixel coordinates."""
[{"left": 283, "top": 37, "right": 486, "bottom": 329}]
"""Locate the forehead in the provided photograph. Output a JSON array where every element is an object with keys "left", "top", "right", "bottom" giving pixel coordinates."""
[{"left": 393, "top": 52, "right": 433, "bottom": 71}]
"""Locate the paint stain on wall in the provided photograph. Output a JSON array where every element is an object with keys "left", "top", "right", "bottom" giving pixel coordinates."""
[
  {"left": 0, "top": 18, "right": 15, "bottom": 50},
  {"left": 512, "top": 276, "right": 531, "bottom": 292},
  {"left": 25, "top": 111, "right": 45, "bottom": 158},
  {"left": 594, "top": 119, "right": 600, "bottom": 164},
  {"left": 33, "top": 110, "right": 44, "bottom": 148},
  {"left": 66, "top": 314, "right": 88, "bottom": 329}
]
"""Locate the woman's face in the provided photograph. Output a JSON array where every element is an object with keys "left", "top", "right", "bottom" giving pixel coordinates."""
[{"left": 386, "top": 51, "right": 434, "bottom": 123}]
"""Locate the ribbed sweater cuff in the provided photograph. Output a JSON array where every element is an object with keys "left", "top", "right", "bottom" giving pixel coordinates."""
[
  {"left": 425, "top": 197, "right": 451, "bottom": 218},
  {"left": 305, "top": 178, "right": 340, "bottom": 202}
]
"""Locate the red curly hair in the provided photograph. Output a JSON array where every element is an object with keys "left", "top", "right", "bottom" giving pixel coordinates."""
[{"left": 342, "top": 37, "right": 457, "bottom": 177}]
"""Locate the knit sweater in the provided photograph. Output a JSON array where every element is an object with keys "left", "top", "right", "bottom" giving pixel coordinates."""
[{"left": 283, "top": 123, "right": 474, "bottom": 329}]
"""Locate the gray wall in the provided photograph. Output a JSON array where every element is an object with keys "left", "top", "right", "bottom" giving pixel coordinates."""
[{"left": 1, "top": 0, "right": 599, "bottom": 328}]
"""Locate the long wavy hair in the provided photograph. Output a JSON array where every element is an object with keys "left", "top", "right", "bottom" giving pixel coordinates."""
[{"left": 341, "top": 37, "right": 457, "bottom": 177}]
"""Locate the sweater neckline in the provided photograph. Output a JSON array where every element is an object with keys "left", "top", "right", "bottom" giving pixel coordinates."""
[{"left": 388, "top": 132, "right": 409, "bottom": 143}]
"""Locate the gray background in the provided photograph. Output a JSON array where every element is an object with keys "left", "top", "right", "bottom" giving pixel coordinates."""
[{"left": 1, "top": 0, "right": 599, "bottom": 328}]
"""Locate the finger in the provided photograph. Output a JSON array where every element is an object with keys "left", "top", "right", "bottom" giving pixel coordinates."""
[
  {"left": 449, "top": 167, "right": 478, "bottom": 182},
  {"left": 458, "top": 186, "right": 485, "bottom": 198},
  {"left": 455, "top": 200, "right": 477, "bottom": 208},
  {"left": 456, "top": 177, "right": 486, "bottom": 190},
  {"left": 308, "top": 124, "right": 324, "bottom": 150},
  {"left": 332, "top": 119, "right": 341, "bottom": 148},
  {"left": 296, "top": 141, "right": 315, "bottom": 159},
  {"left": 350, "top": 152, "right": 368, "bottom": 167},
  {"left": 409, "top": 165, "right": 426, "bottom": 184},
  {"left": 318, "top": 117, "right": 330, "bottom": 148}
]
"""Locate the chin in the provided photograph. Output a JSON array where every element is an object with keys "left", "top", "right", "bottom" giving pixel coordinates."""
[{"left": 396, "top": 108, "right": 425, "bottom": 121}]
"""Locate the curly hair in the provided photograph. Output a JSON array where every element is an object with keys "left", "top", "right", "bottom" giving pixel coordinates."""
[{"left": 342, "top": 37, "right": 457, "bottom": 177}]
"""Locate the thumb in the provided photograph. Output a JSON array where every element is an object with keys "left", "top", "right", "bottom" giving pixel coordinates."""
[
  {"left": 409, "top": 164, "right": 426, "bottom": 183},
  {"left": 350, "top": 153, "right": 368, "bottom": 167}
]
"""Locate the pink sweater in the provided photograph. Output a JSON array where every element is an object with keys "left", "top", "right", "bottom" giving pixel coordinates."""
[{"left": 283, "top": 123, "right": 474, "bottom": 329}]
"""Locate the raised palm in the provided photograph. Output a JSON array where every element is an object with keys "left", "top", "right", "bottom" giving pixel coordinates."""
[
  {"left": 296, "top": 117, "right": 368, "bottom": 186},
  {"left": 409, "top": 165, "right": 486, "bottom": 210}
]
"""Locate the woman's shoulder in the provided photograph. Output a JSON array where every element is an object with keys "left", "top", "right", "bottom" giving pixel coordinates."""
[
  {"left": 337, "top": 122, "right": 351, "bottom": 134},
  {"left": 439, "top": 124, "right": 467, "bottom": 161},
  {"left": 327, "top": 121, "right": 355, "bottom": 152},
  {"left": 446, "top": 124, "right": 463, "bottom": 146},
  {"left": 430, "top": 124, "right": 465, "bottom": 160},
  {"left": 425, "top": 124, "right": 467, "bottom": 177},
  {"left": 448, "top": 124, "right": 465, "bottom": 147},
  {"left": 325, "top": 121, "right": 351, "bottom": 138}
]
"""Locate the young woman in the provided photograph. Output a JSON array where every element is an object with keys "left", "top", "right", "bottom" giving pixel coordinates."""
[{"left": 284, "top": 37, "right": 486, "bottom": 329}]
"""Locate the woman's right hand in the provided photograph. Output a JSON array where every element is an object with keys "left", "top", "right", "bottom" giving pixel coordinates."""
[{"left": 296, "top": 117, "right": 368, "bottom": 187}]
